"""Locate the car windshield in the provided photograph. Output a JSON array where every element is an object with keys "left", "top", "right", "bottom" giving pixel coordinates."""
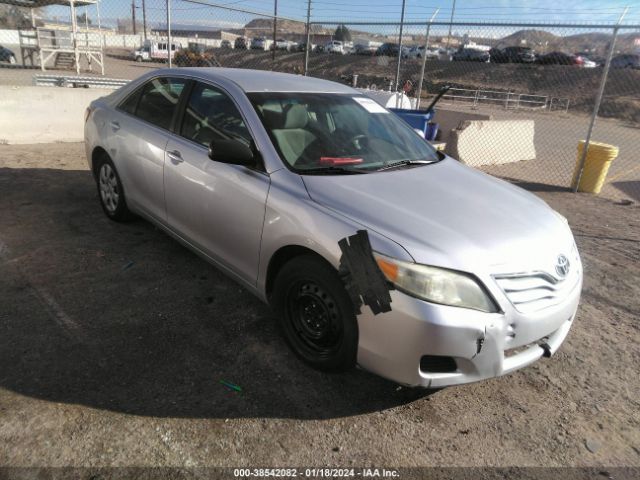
[{"left": 248, "top": 92, "right": 440, "bottom": 173}]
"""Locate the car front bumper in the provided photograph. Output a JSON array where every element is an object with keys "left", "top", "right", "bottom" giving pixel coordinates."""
[{"left": 355, "top": 275, "right": 581, "bottom": 388}]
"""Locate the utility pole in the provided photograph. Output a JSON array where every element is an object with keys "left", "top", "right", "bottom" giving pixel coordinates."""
[
  {"left": 393, "top": 0, "right": 407, "bottom": 97},
  {"left": 131, "top": 0, "right": 137, "bottom": 35},
  {"left": 304, "top": 0, "right": 311, "bottom": 75},
  {"left": 166, "top": 0, "right": 172, "bottom": 67},
  {"left": 272, "top": 0, "right": 278, "bottom": 62},
  {"left": 445, "top": 0, "right": 456, "bottom": 50},
  {"left": 142, "top": 0, "right": 147, "bottom": 41}
]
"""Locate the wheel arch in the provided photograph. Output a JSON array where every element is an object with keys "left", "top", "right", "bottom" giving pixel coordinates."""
[
  {"left": 265, "top": 245, "right": 335, "bottom": 301},
  {"left": 91, "top": 146, "right": 110, "bottom": 178}
]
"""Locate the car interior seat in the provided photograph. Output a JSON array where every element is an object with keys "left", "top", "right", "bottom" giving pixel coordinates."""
[{"left": 270, "top": 104, "right": 317, "bottom": 166}]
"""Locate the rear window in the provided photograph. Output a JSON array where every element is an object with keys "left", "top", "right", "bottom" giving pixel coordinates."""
[{"left": 118, "top": 77, "right": 187, "bottom": 131}]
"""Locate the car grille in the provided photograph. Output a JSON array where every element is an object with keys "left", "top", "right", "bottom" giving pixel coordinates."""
[{"left": 493, "top": 263, "right": 580, "bottom": 314}]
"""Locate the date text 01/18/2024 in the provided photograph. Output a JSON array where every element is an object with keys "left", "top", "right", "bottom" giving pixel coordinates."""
[{"left": 233, "top": 468, "right": 400, "bottom": 478}]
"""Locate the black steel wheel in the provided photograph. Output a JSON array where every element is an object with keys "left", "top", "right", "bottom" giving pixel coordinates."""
[{"left": 272, "top": 255, "right": 358, "bottom": 371}]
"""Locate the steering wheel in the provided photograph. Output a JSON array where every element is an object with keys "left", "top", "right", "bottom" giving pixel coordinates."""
[{"left": 349, "top": 134, "right": 369, "bottom": 151}]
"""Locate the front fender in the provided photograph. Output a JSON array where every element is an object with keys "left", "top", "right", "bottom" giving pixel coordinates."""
[{"left": 257, "top": 169, "right": 413, "bottom": 301}]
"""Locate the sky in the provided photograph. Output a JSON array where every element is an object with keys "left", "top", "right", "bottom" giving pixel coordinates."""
[{"left": 43, "top": 0, "right": 640, "bottom": 31}]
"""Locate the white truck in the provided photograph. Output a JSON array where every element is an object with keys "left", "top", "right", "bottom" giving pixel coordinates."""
[{"left": 132, "top": 41, "right": 182, "bottom": 62}]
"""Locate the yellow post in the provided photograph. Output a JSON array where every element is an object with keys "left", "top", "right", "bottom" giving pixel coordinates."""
[{"left": 571, "top": 140, "right": 619, "bottom": 194}]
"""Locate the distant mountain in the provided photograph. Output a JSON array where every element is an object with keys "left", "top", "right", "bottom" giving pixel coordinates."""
[
  {"left": 244, "top": 18, "right": 306, "bottom": 34},
  {"left": 496, "top": 30, "right": 561, "bottom": 48},
  {"left": 243, "top": 18, "right": 332, "bottom": 36},
  {"left": 493, "top": 29, "right": 638, "bottom": 56}
]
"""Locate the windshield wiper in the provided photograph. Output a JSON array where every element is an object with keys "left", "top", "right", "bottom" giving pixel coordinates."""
[
  {"left": 376, "top": 159, "right": 436, "bottom": 171},
  {"left": 300, "top": 166, "right": 368, "bottom": 175}
]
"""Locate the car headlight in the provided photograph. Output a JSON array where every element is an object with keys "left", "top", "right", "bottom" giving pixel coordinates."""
[{"left": 373, "top": 253, "right": 498, "bottom": 313}]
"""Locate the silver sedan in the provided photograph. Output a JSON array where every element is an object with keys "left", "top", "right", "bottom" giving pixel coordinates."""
[{"left": 84, "top": 68, "right": 582, "bottom": 388}]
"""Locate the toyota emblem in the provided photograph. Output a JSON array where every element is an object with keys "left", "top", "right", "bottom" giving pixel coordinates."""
[{"left": 555, "top": 254, "right": 570, "bottom": 278}]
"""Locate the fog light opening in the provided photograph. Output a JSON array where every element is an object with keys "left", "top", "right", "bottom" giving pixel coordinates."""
[{"left": 420, "top": 355, "right": 458, "bottom": 374}]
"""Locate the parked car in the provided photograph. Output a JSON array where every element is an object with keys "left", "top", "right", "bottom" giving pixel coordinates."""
[
  {"left": 376, "top": 43, "right": 400, "bottom": 57},
  {"left": 85, "top": 68, "right": 582, "bottom": 388},
  {"left": 314, "top": 44, "right": 325, "bottom": 53},
  {"left": 250, "top": 37, "right": 267, "bottom": 50},
  {"left": 610, "top": 53, "right": 640, "bottom": 69},
  {"left": 452, "top": 48, "right": 490, "bottom": 62},
  {"left": 489, "top": 46, "right": 536, "bottom": 63},
  {"left": 220, "top": 39, "right": 232, "bottom": 49},
  {"left": 536, "top": 51, "right": 583, "bottom": 66},
  {"left": 580, "top": 57, "right": 598, "bottom": 68},
  {"left": 0, "top": 45, "right": 16, "bottom": 64},
  {"left": 297, "top": 42, "right": 315, "bottom": 52},
  {"left": 406, "top": 45, "right": 438, "bottom": 59},
  {"left": 234, "top": 37, "right": 249, "bottom": 50},
  {"left": 354, "top": 44, "right": 377, "bottom": 56},
  {"left": 274, "top": 39, "right": 291, "bottom": 51},
  {"left": 326, "top": 40, "right": 345, "bottom": 54}
]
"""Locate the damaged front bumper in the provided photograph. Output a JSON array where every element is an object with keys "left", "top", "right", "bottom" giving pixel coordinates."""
[{"left": 355, "top": 276, "right": 581, "bottom": 388}]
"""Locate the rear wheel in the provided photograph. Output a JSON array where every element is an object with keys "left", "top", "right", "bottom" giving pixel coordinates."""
[
  {"left": 272, "top": 255, "right": 358, "bottom": 372},
  {"left": 94, "top": 153, "right": 133, "bottom": 222}
]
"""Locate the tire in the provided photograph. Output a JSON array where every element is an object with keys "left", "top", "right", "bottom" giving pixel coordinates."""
[
  {"left": 94, "top": 153, "right": 133, "bottom": 222},
  {"left": 271, "top": 255, "right": 358, "bottom": 372},
  {"left": 9, "top": 55, "right": 16, "bottom": 65},
  {"left": 135, "top": 56, "right": 143, "bottom": 62}
]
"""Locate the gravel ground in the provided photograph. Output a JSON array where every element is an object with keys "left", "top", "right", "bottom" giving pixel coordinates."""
[{"left": 0, "top": 143, "right": 639, "bottom": 469}]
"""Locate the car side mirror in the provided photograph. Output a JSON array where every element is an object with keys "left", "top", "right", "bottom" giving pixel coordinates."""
[{"left": 208, "top": 139, "right": 255, "bottom": 166}]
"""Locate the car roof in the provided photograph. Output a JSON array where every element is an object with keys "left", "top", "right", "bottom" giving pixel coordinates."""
[{"left": 157, "top": 68, "right": 357, "bottom": 94}]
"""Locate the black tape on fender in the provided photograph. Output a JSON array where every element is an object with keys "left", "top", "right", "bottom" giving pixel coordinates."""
[{"left": 338, "top": 230, "right": 393, "bottom": 315}]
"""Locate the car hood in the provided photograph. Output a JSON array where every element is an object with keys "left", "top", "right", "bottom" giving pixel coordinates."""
[{"left": 302, "top": 158, "right": 574, "bottom": 273}]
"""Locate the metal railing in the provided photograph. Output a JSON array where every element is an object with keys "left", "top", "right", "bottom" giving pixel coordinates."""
[{"left": 439, "top": 88, "right": 570, "bottom": 113}]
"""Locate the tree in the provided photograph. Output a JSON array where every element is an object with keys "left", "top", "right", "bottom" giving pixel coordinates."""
[
  {"left": 77, "top": 12, "right": 92, "bottom": 26},
  {"left": 0, "top": 5, "right": 31, "bottom": 29},
  {"left": 334, "top": 24, "right": 351, "bottom": 42}
]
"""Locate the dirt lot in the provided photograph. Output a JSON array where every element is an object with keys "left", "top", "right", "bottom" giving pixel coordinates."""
[{"left": 0, "top": 143, "right": 639, "bottom": 470}]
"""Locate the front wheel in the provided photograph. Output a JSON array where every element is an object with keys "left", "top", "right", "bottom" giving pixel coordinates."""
[{"left": 272, "top": 255, "right": 358, "bottom": 372}]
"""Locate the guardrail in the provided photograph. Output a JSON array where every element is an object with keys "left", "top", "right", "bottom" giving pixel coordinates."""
[
  {"left": 33, "top": 74, "right": 129, "bottom": 88},
  {"left": 439, "top": 88, "right": 570, "bottom": 114}
]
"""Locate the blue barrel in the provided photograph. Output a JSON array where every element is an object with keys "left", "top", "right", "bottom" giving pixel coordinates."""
[{"left": 389, "top": 108, "right": 435, "bottom": 137}]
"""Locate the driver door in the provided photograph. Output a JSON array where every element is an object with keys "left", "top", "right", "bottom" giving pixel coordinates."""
[{"left": 164, "top": 81, "right": 270, "bottom": 286}]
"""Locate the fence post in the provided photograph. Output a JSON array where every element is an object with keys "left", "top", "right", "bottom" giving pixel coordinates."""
[
  {"left": 303, "top": 0, "right": 311, "bottom": 76},
  {"left": 272, "top": 0, "right": 278, "bottom": 63},
  {"left": 166, "top": 0, "right": 172, "bottom": 67},
  {"left": 416, "top": 8, "right": 440, "bottom": 110},
  {"left": 393, "top": 0, "right": 407, "bottom": 103},
  {"left": 572, "top": 9, "right": 627, "bottom": 192}
]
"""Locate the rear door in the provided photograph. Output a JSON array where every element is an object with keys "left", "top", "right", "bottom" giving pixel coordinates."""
[
  {"left": 164, "top": 81, "right": 270, "bottom": 285},
  {"left": 110, "top": 76, "right": 188, "bottom": 221}
]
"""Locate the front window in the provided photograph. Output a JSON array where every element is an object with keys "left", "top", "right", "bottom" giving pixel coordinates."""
[
  {"left": 248, "top": 92, "right": 440, "bottom": 173},
  {"left": 181, "top": 82, "right": 252, "bottom": 147}
]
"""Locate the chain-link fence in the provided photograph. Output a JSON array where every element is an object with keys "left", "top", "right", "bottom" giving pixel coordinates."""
[
  {"left": 306, "top": 20, "right": 640, "bottom": 201},
  {"left": 0, "top": 1, "right": 639, "bottom": 200}
]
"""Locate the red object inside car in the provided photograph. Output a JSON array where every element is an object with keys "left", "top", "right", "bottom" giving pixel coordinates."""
[{"left": 319, "top": 157, "right": 364, "bottom": 165}]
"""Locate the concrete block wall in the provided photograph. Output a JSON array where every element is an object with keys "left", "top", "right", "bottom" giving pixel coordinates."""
[{"left": 0, "top": 85, "right": 111, "bottom": 144}]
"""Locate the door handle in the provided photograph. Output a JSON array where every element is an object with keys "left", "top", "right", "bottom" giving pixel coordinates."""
[
  {"left": 167, "top": 150, "right": 183, "bottom": 163},
  {"left": 110, "top": 121, "right": 120, "bottom": 131}
]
